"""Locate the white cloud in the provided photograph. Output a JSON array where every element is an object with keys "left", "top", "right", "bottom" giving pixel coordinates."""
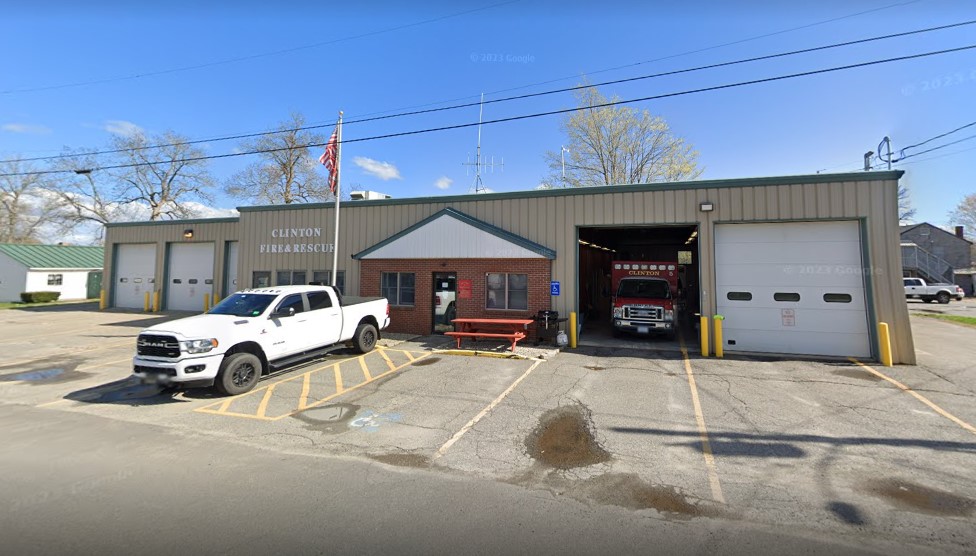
[
  {"left": 434, "top": 176, "right": 453, "bottom": 190},
  {"left": 2, "top": 123, "right": 51, "bottom": 134},
  {"left": 353, "top": 156, "right": 402, "bottom": 181},
  {"left": 103, "top": 120, "right": 144, "bottom": 137}
]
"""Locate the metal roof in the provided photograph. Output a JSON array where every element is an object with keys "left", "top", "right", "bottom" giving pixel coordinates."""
[{"left": 0, "top": 244, "right": 104, "bottom": 269}]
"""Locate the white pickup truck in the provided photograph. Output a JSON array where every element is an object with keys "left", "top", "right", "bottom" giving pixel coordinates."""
[
  {"left": 903, "top": 277, "right": 964, "bottom": 304},
  {"left": 132, "top": 285, "right": 390, "bottom": 395}
]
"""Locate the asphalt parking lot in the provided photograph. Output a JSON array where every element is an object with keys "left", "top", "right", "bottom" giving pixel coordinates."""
[{"left": 1, "top": 302, "right": 974, "bottom": 554}]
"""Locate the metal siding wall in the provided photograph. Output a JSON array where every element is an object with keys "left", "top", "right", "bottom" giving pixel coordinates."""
[{"left": 102, "top": 175, "right": 913, "bottom": 363}]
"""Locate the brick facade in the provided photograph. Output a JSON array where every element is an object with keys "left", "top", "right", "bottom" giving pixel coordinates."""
[{"left": 360, "top": 258, "right": 552, "bottom": 336}]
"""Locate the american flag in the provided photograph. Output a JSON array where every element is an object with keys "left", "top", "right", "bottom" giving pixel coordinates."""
[{"left": 318, "top": 127, "right": 339, "bottom": 194}]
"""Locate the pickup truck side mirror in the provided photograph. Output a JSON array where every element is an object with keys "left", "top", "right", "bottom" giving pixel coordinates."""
[{"left": 271, "top": 307, "right": 296, "bottom": 319}]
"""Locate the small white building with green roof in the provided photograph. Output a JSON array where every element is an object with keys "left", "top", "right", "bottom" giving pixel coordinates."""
[{"left": 0, "top": 244, "right": 104, "bottom": 302}]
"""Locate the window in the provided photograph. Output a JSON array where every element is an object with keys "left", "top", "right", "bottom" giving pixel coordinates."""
[
  {"left": 274, "top": 294, "right": 305, "bottom": 315},
  {"left": 727, "top": 291, "right": 752, "bottom": 301},
  {"left": 307, "top": 291, "right": 333, "bottom": 311},
  {"left": 276, "top": 270, "right": 306, "bottom": 286},
  {"left": 382, "top": 272, "right": 415, "bottom": 306},
  {"left": 824, "top": 293, "right": 852, "bottom": 303},
  {"left": 252, "top": 271, "right": 271, "bottom": 288},
  {"left": 312, "top": 270, "right": 346, "bottom": 294},
  {"left": 774, "top": 292, "right": 801, "bottom": 302},
  {"left": 486, "top": 273, "right": 528, "bottom": 310},
  {"left": 47, "top": 274, "right": 63, "bottom": 286}
]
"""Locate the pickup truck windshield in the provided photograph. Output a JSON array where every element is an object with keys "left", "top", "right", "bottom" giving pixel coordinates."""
[
  {"left": 617, "top": 279, "right": 671, "bottom": 299},
  {"left": 209, "top": 293, "right": 277, "bottom": 317}
]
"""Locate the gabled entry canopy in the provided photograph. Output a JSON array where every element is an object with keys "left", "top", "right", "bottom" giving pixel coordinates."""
[{"left": 352, "top": 208, "right": 555, "bottom": 260}]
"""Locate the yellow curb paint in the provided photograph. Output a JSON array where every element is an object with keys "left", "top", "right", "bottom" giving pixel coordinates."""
[
  {"left": 379, "top": 349, "right": 395, "bottom": 371},
  {"left": 679, "top": 335, "right": 726, "bottom": 504},
  {"left": 850, "top": 358, "right": 976, "bottom": 435},
  {"left": 433, "top": 359, "right": 543, "bottom": 460}
]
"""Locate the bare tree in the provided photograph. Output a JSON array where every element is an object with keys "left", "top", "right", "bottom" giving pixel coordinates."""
[
  {"left": 898, "top": 184, "right": 916, "bottom": 224},
  {"left": 225, "top": 113, "right": 331, "bottom": 205},
  {"left": 110, "top": 131, "right": 214, "bottom": 220},
  {"left": 949, "top": 192, "right": 976, "bottom": 239},
  {"left": 0, "top": 158, "right": 62, "bottom": 243},
  {"left": 47, "top": 148, "right": 127, "bottom": 241},
  {"left": 542, "top": 85, "right": 702, "bottom": 188}
]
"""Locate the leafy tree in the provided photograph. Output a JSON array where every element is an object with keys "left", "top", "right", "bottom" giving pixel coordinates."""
[
  {"left": 542, "top": 85, "right": 701, "bottom": 188},
  {"left": 0, "top": 158, "right": 61, "bottom": 243},
  {"left": 225, "top": 113, "right": 331, "bottom": 204},
  {"left": 949, "top": 192, "right": 976, "bottom": 240},
  {"left": 898, "top": 184, "right": 916, "bottom": 224},
  {"left": 110, "top": 131, "right": 215, "bottom": 220}
]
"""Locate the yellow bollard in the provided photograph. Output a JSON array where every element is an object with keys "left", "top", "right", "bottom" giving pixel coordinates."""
[
  {"left": 212, "top": 294, "right": 220, "bottom": 306},
  {"left": 152, "top": 291, "right": 160, "bottom": 313},
  {"left": 99, "top": 289, "right": 106, "bottom": 311},
  {"left": 203, "top": 293, "right": 210, "bottom": 312},
  {"left": 569, "top": 312, "right": 577, "bottom": 349},
  {"left": 144, "top": 291, "right": 150, "bottom": 312},
  {"left": 713, "top": 315, "right": 725, "bottom": 358},
  {"left": 878, "top": 322, "right": 893, "bottom": 367},
  {"left": 700, "top": 315, "right": 710, "bottom": 357}
]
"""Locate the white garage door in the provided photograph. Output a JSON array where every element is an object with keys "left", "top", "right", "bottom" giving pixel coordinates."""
[
  {"left": 715, "top": 221, "right": 870, "bottom": 358},
  {"left": 224, "top": 241, "right": 239, "bottom": 297},
  {"left": 166, "top": 243, "right": 214, "bottom": 311},
  {"left": 114, "top": 244, "right": 156, "bottom": 309}
]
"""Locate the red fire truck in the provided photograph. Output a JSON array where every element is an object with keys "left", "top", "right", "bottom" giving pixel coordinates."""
[{"left": 610, "top": 261, "right": 678, "bottom": 339}]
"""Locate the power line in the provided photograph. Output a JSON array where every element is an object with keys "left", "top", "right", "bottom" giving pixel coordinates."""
[
  {"left": 897, "top": 143, "right": 976, "bottom": 166},
  {"left": 0, "top": 44, "right": 976, "bottom": 177},
  {"left": 895, "top": 133, "right": 976, "bottom": 161},
  {"left": 0, "top": 0, "right": 521, "bottom": 95},
  {"left": 896, "top": 120, "right": 976, "bottom": 157},
  {"left": 3, "top": 42, "right": 973, "bottom": 178},
  {"left": 7, "top": 18, "right": 973, "bottom": 165}
]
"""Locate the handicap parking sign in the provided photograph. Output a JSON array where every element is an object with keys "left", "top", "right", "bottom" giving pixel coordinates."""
[{"left": 550, "top": 281, "right": 560, "bottom": 296}]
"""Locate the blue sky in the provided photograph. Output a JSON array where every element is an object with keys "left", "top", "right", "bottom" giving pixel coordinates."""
[{"left": 2, "top": 0, "right": 974, "bottom": 231}]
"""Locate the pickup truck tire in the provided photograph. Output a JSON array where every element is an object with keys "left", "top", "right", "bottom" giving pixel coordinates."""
[
  {"left": 353, "top": 323, "right": 378, "bottom": 354},
  {"left": 936, "top": 291, "right": 950, "bottom": 304},
  {"left": 216, "top": 353, "right": 262, "bottom": 396}
]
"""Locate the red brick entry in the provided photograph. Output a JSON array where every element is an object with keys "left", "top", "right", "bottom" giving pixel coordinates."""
[{"left": 360, "top": 258, "right": 552, "bottom": 336}]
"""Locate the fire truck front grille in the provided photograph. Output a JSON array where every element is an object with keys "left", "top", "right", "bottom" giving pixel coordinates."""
[{"left": 625, "top": 306, "right": 663, "bottom": 321}]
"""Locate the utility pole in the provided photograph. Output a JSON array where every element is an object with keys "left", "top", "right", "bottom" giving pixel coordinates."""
[{"left": 461, "top": 93, "right": 503, "bottom": 193}]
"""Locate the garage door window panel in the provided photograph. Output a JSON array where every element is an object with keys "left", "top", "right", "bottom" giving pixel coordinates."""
[
  {"left": 824, "top": 293, "right": 853, "bottom": 303},
  {"left": 726, "top": 291, "right": 752, "bottom": 301},
  {"left": 774, "top": 292, "right": 801, "bottom": 302}
]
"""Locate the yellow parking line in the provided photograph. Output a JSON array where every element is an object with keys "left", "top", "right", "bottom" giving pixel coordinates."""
[
  {"left": 850, "top": 358, "right": 976, "bottom": 436},
  {"left": 333, "top": 364, "right": 344, "bottom": 394},
  {"left": 195, "top": 408, "right": 276, "bottom": 421},
  {"left": 274, "top": 352, "right": 431, "bottom": 421},
  {"left": 679, "top": 337, "right": 726, "bottom": 504},
  {"left": 217, "top": 397, "right": 235, "bottom": 413},
  {"left": 255, "top": 384, "right": 278, "bottom": 418},
  {"left": 379, "top": 349, "right": 395, "bottom": 371},
  {"left": 299, "top": 372, "right": 311, "bottom": 410},
  {"left": 402, "top": 350, "right": 416, "bottom": 362},
  {"left": 359, "top": 357, "right": 372, "bottom": 381}
]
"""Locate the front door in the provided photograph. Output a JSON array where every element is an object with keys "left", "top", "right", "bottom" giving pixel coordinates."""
[{"left": 432, "top": 272, "right": 457, "bottom": 333}]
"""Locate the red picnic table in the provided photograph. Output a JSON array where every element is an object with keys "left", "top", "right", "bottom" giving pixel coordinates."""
[{"left": 445, "top": 318, "right": 535, "bottom": 352}]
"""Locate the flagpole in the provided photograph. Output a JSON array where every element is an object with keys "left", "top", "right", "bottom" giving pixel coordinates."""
[{"left": 331, "top": 111, "right": 343, "bottom": 288}]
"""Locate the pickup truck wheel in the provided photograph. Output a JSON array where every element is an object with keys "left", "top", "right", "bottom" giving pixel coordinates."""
[
  {"left": 216, "top": 353, "right": 261, "bottom": 396},
  {"left": 936, "top": 291, "right": 950, "bottom": 304},
  {"left": 353, "top": 323, "right": 378, "bottom": 353}
]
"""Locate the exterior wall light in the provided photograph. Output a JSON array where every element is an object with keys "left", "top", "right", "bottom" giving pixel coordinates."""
[
  {"left": 183, "top": 229, "right": 194, "bottom": 239},
  {"left": 699, "top": 202, "right": 714, "bottom": 212}
]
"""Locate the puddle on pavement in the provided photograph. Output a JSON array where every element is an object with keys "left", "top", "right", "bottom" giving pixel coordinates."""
[
  {"left": 369, "top": 453, "right": 430, "bottom": 468},
  {"left": 292, "top": 403, "right": 360, "bottom": 433},
  {"left": 0, "top": 361, "right": 89, "bottom": 385},
  {"left": 831, "top": 369, "right": 881, "bottom": 381},
  {"left": 862, "top": 478, "right": 975, "bottom": 516},
  {"left": 580, "top": 473, "right": 724, "bottom": 518},
  {"left": 411, "top": 357, "right": 440, "bottom": 367},
  {"left": 584, "top": 366, "right": 605, "bottom": 371},
  {"left": 525, "top": 404, "right": 611, "bottom": 469}
]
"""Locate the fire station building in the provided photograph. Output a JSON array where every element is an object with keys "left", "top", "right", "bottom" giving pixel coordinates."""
[{"left": 102, "top": 171, "right": 915, "bottom": 364}]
